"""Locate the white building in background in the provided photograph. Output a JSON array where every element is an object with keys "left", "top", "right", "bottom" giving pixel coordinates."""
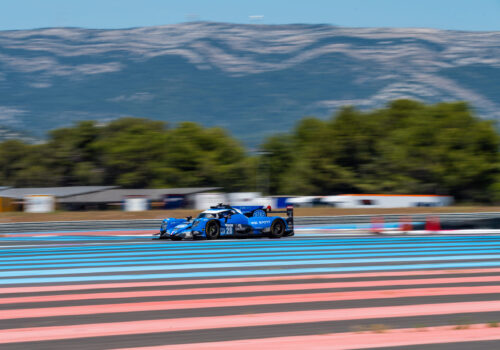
[
  {"left": 192, "top": 192, "right": 228, "bottom": 210},
  {"left": 192, "top": 192, "right": 274, "bottom": 210},
  {"left": 320, "top": 194, "right": 453, "bottom": 208},
  {"left": 228, "top": 192, "right": 273, "bottom": 208},
  {"left": 227, "top": 192, "right": 260, "bottom": 205},
  {"left": 123, "top": 196, "right": 149, "bottom": 211},
  {"left": 24, "top": 195, "right": 55, "bottom": 213},
  {"left": 286, "top": 196, "right": 323, "bottom": 208}
]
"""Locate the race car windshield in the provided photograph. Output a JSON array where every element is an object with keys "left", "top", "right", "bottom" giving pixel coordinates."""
[{"left": 197, "top": 212, "right": 218, "bottom": 219}]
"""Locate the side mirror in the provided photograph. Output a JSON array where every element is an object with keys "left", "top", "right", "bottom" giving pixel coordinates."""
[
  {"left": 186, "top": 216, "right": 192, "bottom": 222},
  {"left": 225, "top": 214, "right": 232, "bottom": 222}
]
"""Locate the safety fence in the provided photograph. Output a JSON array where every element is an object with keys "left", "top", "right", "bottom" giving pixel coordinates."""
[{"left": 2, "top": 212, "right": 500, "bottom": 234}]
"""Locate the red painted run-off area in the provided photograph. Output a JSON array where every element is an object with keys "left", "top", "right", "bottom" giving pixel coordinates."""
[
  {"left": 3, "top": 285, "right": 500, "bottom": 320},
  {"left": 0, "top": 282, "right": 500, "bottom": 306},
  {"left": 1, "top": 301, "right": 500, "bottom": 344},
  {"left": 115, "top": 324, "right": 500, "bottom": 350}
]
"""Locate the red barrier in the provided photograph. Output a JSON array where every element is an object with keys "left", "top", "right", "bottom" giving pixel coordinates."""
[
  {"left": 425, "top": 215, "right": 441, "bottom": 232},
  {"left": 399, "top": 216, "right": 413, "bottom": 232}
]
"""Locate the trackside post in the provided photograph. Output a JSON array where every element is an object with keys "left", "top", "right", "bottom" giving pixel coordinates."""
[{"left": 286, "top": 205, "right": 294, "bottom": 231}]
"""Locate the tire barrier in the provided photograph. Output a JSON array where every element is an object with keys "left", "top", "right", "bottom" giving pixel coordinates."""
[{"left": 399, "top": 216, "right": 413, "bottom": 232}]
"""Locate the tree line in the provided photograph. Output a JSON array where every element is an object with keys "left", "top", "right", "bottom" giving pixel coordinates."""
[{"left": 0, "top": 99, "right": 499, "bottom": 203}]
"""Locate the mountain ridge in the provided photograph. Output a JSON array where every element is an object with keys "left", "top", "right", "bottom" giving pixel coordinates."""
[{"left": 0, "top": 22, "right": 498, "bottom": 145}]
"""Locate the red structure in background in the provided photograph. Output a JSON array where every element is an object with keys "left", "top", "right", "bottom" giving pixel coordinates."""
[{"left": 425, "top": 215, "right": 441, "bottom": 232}]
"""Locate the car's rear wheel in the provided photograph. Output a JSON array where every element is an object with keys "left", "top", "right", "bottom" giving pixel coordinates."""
[
  {"left": 205, "top": 220, "right": 220, "bottom": 240},
  {"left": 270, "top": 219, "right": 285, "bottom": 238}
]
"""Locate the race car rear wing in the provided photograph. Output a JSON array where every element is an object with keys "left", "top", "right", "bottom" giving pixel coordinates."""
[{"left": 266, "top": 205, "right": 293, "bottom": 215}]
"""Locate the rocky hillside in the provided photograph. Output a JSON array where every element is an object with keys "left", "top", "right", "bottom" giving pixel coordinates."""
[{"left": 0, "top": 22, "right": 498, "bottom": 145}]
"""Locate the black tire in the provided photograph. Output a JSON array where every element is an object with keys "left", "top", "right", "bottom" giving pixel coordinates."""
[
  {"left": 270, "top": 219, "right": 285, "bottom": 238},
  {"left": 171, "top": 236, "right": 182, "bottom": 241},
  {"left": 205, "top": 220, "right": 220, "bottom": 240}
]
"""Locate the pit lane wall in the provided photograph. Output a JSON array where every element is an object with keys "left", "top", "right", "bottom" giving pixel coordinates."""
[{"left": 2, "top": 212, "right": 500, "bottom": 234}]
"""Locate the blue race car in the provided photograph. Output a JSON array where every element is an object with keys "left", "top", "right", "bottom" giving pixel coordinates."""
[{"left": 155, "top": 204, "right": 294, "bottom": 240}]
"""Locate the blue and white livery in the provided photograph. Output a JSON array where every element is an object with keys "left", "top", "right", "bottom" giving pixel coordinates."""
[{"left": 155, "top": 204, "right": 294, "bottom": 240}]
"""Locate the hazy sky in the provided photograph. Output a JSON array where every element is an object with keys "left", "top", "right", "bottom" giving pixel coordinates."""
[{"left": 1, "top": 0, "right": 499, "bottom": 31}]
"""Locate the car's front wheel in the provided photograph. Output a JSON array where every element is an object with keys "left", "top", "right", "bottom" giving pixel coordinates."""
[
  {"left": 205, "top": 220, "right": 220, "bottom": 240},
  {"left": 270, "top": 220, "right": 285, "bottom": 238}
]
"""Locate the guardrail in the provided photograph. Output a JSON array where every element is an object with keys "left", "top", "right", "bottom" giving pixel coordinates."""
[
  {"left": 1, "top": 212, "right": 500, "bottom": 233},
  {"left": 0, "top": 220, "right": 160, "bottom": 234},
  {"left": 296, "top": 212, "right": 500, "bottom": 225}
]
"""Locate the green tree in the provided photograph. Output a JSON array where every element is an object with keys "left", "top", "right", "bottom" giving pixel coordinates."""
[
  {"left": 46, "top": 120, "right": 104, "bottom": 186},
  {"left": 260, "top": 100, "right": 500, "bottom": 202},
  {"left": 94, "top": 117, "right": 170, "bottom": 188}
]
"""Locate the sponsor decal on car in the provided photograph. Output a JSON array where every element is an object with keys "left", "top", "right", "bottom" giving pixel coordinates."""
[{"left": 221, "top": 224, "right": 234, "bottom": 234}]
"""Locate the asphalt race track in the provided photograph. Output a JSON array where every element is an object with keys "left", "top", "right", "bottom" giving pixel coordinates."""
[{"left": 1, "top": 230, "right": 500, "bottom": 349}]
